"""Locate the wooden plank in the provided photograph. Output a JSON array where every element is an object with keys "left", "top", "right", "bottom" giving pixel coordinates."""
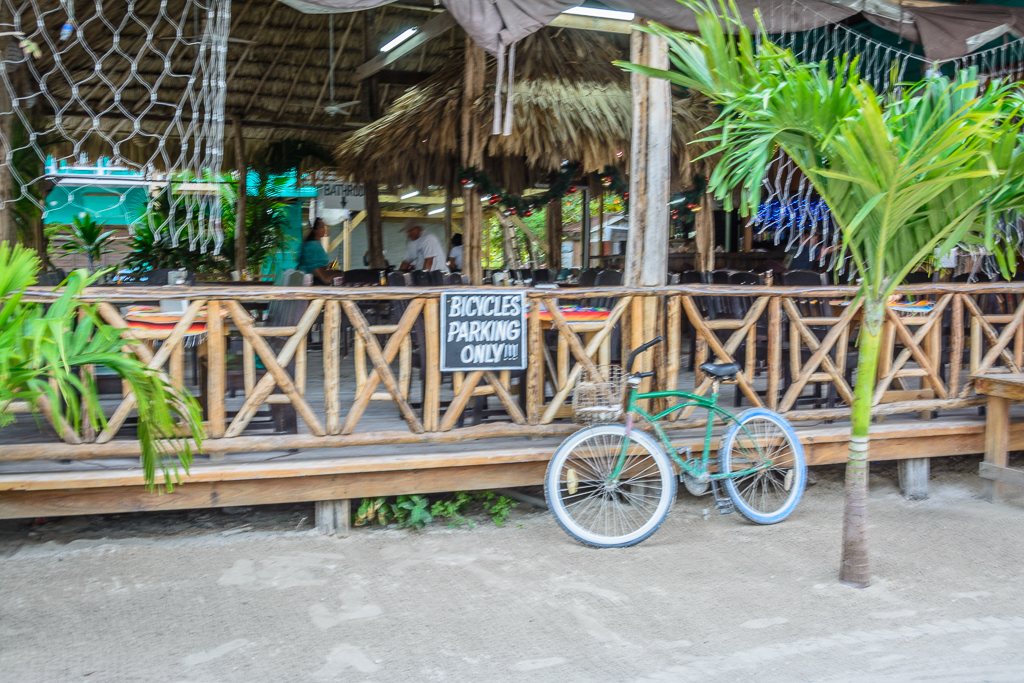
[
  {"left": 983, "top": 393, "right": 1011, "bottom": 502},
  {"left": 978, "top": 462, "right": 1024, "bottom": 490},
  {"left": 2, "top": 418, "right": 1016, "bottom": 519},
  {"left": 972, "top": 373, "right": 1024, "bottom": 402},
  {"left": 354, "top": 11, "right": 457, "bottom": 81}
]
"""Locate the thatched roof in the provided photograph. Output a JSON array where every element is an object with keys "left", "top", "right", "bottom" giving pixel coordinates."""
[{"left": 333, "top": 28, "right": 720, "bottom": 192}]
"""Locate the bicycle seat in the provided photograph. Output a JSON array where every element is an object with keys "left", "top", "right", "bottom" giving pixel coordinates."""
[{"left": 700, "top": 362, "right": 741, "bottom": 378}]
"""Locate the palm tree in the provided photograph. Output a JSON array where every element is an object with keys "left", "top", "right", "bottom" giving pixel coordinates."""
[
  {"left": 0, "top": 243, "right": 203, "bottom": 490},
  {"left": 621, "top": 1, "right": 1024, "bottom": 586},
  {"left": 61, "top": 213, "right": 117, "bottom": 272}
]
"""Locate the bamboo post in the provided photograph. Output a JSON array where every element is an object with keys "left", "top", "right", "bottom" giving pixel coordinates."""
[
  {"left": 624, "top": 22, "right": 671, "bottom": 288},
  {"left": 460, "top": 37, "right": 485, "bottom": 285},
  {"left": 767, "top": 296, "right": 781, "bottom": 410},
  {"left": 206, "top": 300, "right": 226, "bottom": 445},
  {"left": 949, "top": 294, "right": 964, "bottom": 396},
  {"left": 324, "top": 300, "right": 341, "bottom": 434},
  {"left": 233, "top": 116, "right": 248, "bottom": 276},
  {"left": 424, "top": 299, "right": 441, "bottom": 431},
  {"left": 527, "top": 299, "right": 543, "bottom": 424},
  {"left": 546, "top": 196, "right": 563, "bottom": 271}
]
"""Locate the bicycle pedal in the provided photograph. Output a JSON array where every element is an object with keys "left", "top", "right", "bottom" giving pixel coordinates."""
[{"left": 715, "top": 498, "right": 734, "bottom": 515}]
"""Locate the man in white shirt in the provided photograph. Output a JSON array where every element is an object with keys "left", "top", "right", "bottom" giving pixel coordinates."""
[{"left": 399, "top": 219, "right": 449, "bottom": 273}]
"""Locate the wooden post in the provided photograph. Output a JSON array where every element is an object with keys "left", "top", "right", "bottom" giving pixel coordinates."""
[
  {"left": 460, "top": 37, "right": 485, "bottom": 285},
  {"left": 743, "top": 220, "right": 753, "bottom": 253},
  {"left": 596, "top": 187, "right": 605, "bottom": 267},
  {"left": 898, "top": 459, "right": 929, "bottom": 500},
  {"left": 324, "top": 300, "right": 341, "bottom": 434},
  {"left": 624, "top": 24, "right": 671, "bottom": 288},
  {"left": 444, "top": 173, "right": 456, "bottom": 254},
  {"left": 206, "top": 300, "right": 226, "bottom": 446},
  {"left": 527, "top": 299, "right": 543, "bottom": 424},
  {"left": 424, "top": 299, "right": 441, "bottom": 431},
  {"left": 695, "top": 191, "right": 715, "bottom": 272},
  {"left": 767, "top": 296, "right": 782, "bottom": 410},
  {"left": 316, "top": 499, "right": 350, "bottom": 537},
  {"left": 983, "top": 393, "right": 1011, "bottom": 502},
  {"left": 580, "top": 189, "right": 590, "bottom": 270},
  {"left": 365, "top": 180, "right": 385, "bottom": 269},
  {"left": 546, "top": 196, "right": 562, "bottom": 272},
  {"left": 232, "top": 116, "right": 248, "bottom": 276}
]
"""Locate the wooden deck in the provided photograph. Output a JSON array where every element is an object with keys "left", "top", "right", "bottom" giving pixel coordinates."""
[{"left": 3, "top": 283, "right": 1024, "bottom": 519}]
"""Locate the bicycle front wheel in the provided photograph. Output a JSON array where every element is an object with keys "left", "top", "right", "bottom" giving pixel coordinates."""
[
  {"left": 545, "top": 424, "right": 676, "bottom": 548},
  {"left": 719, "top": 408, "right": 807, "bottom": 524}
]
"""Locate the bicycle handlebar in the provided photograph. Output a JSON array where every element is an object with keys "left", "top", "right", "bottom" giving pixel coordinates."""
[{"left": 626, "top": 336, "right": 663, "bottom": 373}]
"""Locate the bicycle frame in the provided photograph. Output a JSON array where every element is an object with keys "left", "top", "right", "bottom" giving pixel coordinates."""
[{"left": 608, "top": 381, "right": 765, "bottom": 483}]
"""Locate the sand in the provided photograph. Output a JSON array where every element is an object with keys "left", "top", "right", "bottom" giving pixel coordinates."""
[{"left": 2, "top": 458, "right": 1024, "bottom": 682}]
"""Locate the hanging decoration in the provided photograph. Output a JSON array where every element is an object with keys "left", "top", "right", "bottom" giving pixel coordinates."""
[{"left": 458, "top": 163, "right": 583, "bottom": 217}]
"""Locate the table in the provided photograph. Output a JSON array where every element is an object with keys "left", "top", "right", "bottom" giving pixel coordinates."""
[{"left": 971, "top": 373, "right": 1024, "bottom": 502}]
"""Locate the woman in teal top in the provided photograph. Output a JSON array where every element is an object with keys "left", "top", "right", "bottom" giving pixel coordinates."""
[{"left": 296, "top": 219, "right": 341, "bottom": 284}]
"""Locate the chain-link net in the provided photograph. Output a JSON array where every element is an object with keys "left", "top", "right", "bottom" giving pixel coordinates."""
[{"left": 0, "top": 0, "right": 230, "bottom": 256}]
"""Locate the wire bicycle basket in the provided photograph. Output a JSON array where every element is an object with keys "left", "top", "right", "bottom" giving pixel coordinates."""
[{"left": 572, "top": 365, "right": 626, "bottom": 425}]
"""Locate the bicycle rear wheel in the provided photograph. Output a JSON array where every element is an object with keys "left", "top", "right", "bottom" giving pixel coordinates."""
[
  {"left": 545, "top": 424, "right": 676, "bottom": 548},
  {"left": 719, "top": 408, "right": 806, "bottom": 524}
]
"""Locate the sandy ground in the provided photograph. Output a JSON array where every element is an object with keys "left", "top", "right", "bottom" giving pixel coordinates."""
[{"left": 3, "top": 458, "right": 1024, "bottom": 683}]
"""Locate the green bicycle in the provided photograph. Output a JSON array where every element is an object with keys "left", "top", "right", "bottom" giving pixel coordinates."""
[{"left": 544, "top": 337, "right": 807, "bottom": 548}]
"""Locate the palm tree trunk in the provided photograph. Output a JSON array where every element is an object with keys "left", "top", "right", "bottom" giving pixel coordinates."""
[{"left": 840, "top": 299, "right": 884, "bottom": 587}]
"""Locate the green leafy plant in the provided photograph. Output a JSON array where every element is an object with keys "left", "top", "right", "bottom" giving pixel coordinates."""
[
  {"left": 354, "top": 496, "right": 388, "bottom": 526},
  {"left": 0, "top": 244, "right": 203, "bottom": 490},
  {"left": 220, "top": 173, "right": 292, "bottom": 273},
  {"left": 61, "top": 213, "right": 116, "bottom": 272},
  {"left": 620, "top": 0, "right": 1024, "bottom": 586},
  {"left": 431, "top": 492, "right": 474, "bottom": 529},
  {"left": 475, "top": 492, "right": 517, "bottom": 527},
  {"left": 392, "top": 495, "right": 433, "bottom": 529}
]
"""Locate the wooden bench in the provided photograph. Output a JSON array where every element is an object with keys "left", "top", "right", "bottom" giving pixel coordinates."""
[{"left": 972, "top": 374, "right": 1024, "bottom": 502}]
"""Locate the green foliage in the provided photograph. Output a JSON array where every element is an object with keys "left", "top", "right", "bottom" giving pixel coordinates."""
[
  {"left": 475, "top": 491, "right": 517, "bottom": 527},
  {"left": 60, "top": 213, "right": 116, "bottom": 272},
  {"left": 619, "top": 0, "right": 1024, "bottom": 318},
  {"left": 0, "top": 244, "right": 203, "bottom": 491},
  {"left": 431, "top": 492, "right": 474, "bottom": 529},
  {"left": 220, "top": 174, "right": 293, "bottom": 272},
  {"left": 354, "top": 491, "right": 518, "bottom": 530}
]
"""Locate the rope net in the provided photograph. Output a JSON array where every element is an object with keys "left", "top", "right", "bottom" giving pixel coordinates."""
[{"left": 0, "top": 0, "right": 230, "bottom": 257}]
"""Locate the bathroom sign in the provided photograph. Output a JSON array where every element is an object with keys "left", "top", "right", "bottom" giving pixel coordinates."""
[{"left": 440, "top": 291, "right": 528, "bottom": 371}]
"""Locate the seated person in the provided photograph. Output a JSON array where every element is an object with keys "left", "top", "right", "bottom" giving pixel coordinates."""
[
  {"left": 399, "top": 219, "right": 448, "bottom": 273},
  {"left": 447, "top": 232, "right": 463, "bottom": 272},
  {"left": 295, "top": 218, "right": 343, "bottom": 285}
]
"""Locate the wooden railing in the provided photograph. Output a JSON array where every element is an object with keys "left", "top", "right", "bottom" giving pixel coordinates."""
[{"left": 4, "top": 283, "right": 1024, "bottom": 462}]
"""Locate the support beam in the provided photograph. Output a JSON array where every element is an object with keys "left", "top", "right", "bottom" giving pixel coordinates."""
[
  {"left": 316, "top": 499, "right": 350, "bottom": 537},
  {"left": 547, "top": 197, "right": 563, "bottom": 272},
  {"left": 233, "top": 117, "right": 248, "bottom": 275},
  {"left": 365, "top": 182, "right": 385, "bottom": 269},
  {"left": 460, "top": 37, "right": 485, "bottom": 285},
  {"left": 355, "top": 11, "right": 457, "bottom": 81},
  {"left": 624, "top": 25, "right": 671, "bottom": 287},
  {"left": 695, "top": 191, "right": 715, "bottom": 272},
  {"left": 362, "top": 10, "right": 382, "bottom": 121},
  {"left": 898, "top": 458, "right": 929, "bottom": 500}
]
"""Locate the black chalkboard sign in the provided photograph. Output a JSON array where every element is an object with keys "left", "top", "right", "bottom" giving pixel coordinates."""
[{"left": 440, "top": 291, "right": 528, "bottom": 371}]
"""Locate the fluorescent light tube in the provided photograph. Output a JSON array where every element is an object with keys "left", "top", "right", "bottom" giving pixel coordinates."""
[
  {"left": 428, "top": 207, "right": 445, "bottom": 215},
  {"left": 381, "top": 28, "right": 417, "bottom": 53},
  {"left": 563, "top": 7, "right": 634, "bottom": 21},
  {"left": 400, "top": 190, "right": 420, "bottom": 199}
]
